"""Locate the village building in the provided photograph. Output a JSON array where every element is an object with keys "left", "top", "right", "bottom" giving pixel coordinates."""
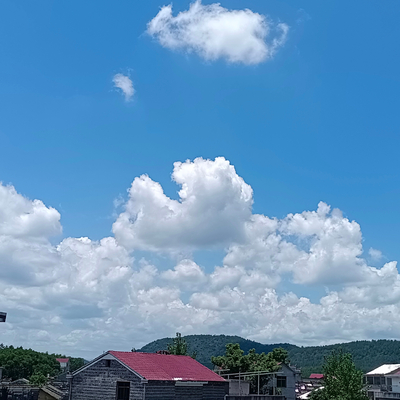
[
  {"left": 308, "top": 374, "right": 324, "bottom": 381},
  {"left": 217, "top": 362, "right": 300, "bottom": 400},
  {"left": 365, "top": 364, "right": 400, "bottom": 400},
  {"left": 56, "top": 358, "right": 70, "bottom": 373},
  {"left": 69, "top": 351, "right": 228, "bottom": 400}
]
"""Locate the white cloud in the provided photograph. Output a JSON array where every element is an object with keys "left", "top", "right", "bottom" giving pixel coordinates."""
[
  {"left": 1, "top": 159, "right": 400, "bottom": 359},
  {"left": 0, "top": 183, "right": 61, "bottom": 238},
  {"left": 147, "top": 1, "right": 288, "bottom": 65},
  {"left": 113, "top": 157, "right": 253, "bottom": 251},
  {"left": 113, "top": 74, "right": 135, "bottom": 101},
  {"left": 280, "top": 202, "right": 368, "bottom": 285},
  {"left": 369, "top": 247, "right": 383, "bottom": 261},
  {"left": 161, "top": 259, "right": 207, "bottom": 291}
]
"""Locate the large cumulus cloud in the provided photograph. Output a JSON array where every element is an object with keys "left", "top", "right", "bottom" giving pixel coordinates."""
[{"left": 1, "top": 158, "right": 400, "bottom": 359}]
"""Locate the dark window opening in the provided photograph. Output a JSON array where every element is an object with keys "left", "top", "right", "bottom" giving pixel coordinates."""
[
  {"left": 116, "top": 381, "right": 130, "bottom": 400},
  {"left": 277, "top": 376, "right": 287, "bottom": 388},
  {"left": 105, "top": 360, "right": 111, "bottom": 368},
  {"left": 373, "top": 376, "right": 385, "bottom": 386},
  {"left": 367, "top": 377, "right": 373, "bottom": 385}
]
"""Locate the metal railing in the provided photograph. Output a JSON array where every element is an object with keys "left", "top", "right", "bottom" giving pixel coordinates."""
[{"left": 226, "top": 396, "right": 285, "bottom": 400}]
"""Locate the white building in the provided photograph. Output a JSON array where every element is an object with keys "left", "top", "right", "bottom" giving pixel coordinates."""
[
  {"left": 365, "top": 364, "right": 400, "bottom": 400},
  {"left": 56, "top": 358, "right": 70, "bottom": 372}
]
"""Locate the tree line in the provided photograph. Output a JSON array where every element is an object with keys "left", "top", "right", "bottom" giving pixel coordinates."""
[{"left": 0, "top": 344, "right": 85, "bottom": 382}]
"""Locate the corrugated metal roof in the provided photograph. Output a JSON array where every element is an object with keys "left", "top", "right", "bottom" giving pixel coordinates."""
[
  {"left": 309, "top": 374, "right": 324, "bottom": 379},
  {"left": 366, "top": 364, "right": 400, "bottom": 375},
  {"left": 109, "top": 351, "right": 226, "bottom": 382}
]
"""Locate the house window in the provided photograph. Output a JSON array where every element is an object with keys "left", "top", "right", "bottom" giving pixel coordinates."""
[
  {"left": 277, "top": 376, "right": 287, "bottom": 388},
  {"left": 116, "top": 382, "right": 130, "bottom": 400},
  {"left": 373, "top": 377, "right": 382, "bottom": 385},
  {"left": 367, "top": 377, "right": 373, "bottom": 385},
  {"left": 105, "top": 360, "right": 111, "bottom": 368}
]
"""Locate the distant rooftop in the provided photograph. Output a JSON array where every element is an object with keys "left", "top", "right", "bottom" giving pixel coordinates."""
[
  {"left": 366, "top": 364, "right": 400, "bottom": 375},
  {"left": 56, "top": 358, "right": 69, "bottom": 364},
  {"left": 309, "top": 374, "right": 324, "bottom": 379}
]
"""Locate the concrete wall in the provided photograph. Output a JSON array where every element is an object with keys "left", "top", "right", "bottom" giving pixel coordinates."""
[
  {"left": 229, "top": 379, "right": 250, "bottom": 395},
  {"left": 391, "top": 376, "right": 400, "bottom": 393},
  {"left": 279, "top": 364, "right": 297, "bottom": 400}
]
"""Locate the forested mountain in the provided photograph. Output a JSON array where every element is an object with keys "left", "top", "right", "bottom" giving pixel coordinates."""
[
  {"left": 139, "top": 335, "right": 400, "bottom": 377},
  {"left": 139, "top": 334, "right": 296, "bottom": 369},
  {"left": 289, "top": 340, "right": 400, "bottom": 378}
]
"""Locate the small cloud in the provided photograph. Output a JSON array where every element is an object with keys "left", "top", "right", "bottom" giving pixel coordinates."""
[
  {"left": 369, "top": 247, "right": 383, "bottom": 261},
  {"left": 113, "top": 74, "right": 135, "bottom": 101},
  {"left": 296, "top": 9, "right": 311, "bottom": 25},
  {"left": 146, "top": 0, "right": 288, "bottom": 65}
]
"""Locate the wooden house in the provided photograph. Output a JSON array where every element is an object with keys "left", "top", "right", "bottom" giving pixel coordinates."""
[{"left": 69, "top": 350, "right": 228, "bottom": 400}]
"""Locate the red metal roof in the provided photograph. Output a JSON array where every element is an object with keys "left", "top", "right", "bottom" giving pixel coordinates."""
[
  {"left": 56, "top": 358, "right": 69, "bottom": 363},
  {"left": 309, "top": 374, "right": 324, "bottom": 379},
  {"left": 109, "top": 351, "right": 226, "bottom": 382}
]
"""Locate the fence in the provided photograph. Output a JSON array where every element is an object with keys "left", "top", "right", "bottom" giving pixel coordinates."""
[{"left": 226, "top": 396, "right": 285, "bottom": 400}]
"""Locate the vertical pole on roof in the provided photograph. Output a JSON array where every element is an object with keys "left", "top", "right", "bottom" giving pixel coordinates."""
[
  {"left": 273, "top": 373, "right": 276, "bottom": 396},
  {"left": 67, "top": 373, "right": 72, "bottom": 400},
  {"left": 258, "top": 372, "right": 260, "bottom": 395},
  {"left": 239, "top": 370, "right": 241, "bottom": 395}
]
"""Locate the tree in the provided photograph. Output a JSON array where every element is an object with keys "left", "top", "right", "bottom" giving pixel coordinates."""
[
  {"left": 211, "top": 343, "right": 288, "bottom": 374},
  {"left": 211, "top": 343, "right": 289, "bottom": 394},
  {"left": 69, "top": 357, "right": 85, "bottom": 372},
  {"left": 211, "top": 343, "right": 249, "bottom": 373},
  {"left": 29, "top": 372, "right": 47, "bottom": 387},
  {"left": 0, "top": 345, "right": 85, "bottom": 380},
  {"left": 167, "top": 333, "right": 196, "bottom": 358},
  {"left": 310, "top": 350, "right": 368, "bottom": 400}
]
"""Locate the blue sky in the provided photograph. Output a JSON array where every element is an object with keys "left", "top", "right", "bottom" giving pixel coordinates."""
[{"left": 1, "top": 0, "right": 400, "bottom": 357}]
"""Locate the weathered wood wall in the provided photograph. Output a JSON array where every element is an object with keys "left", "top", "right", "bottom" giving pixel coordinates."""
[{"left": 71, "top": 359, "right": 144, "bottom": 400}]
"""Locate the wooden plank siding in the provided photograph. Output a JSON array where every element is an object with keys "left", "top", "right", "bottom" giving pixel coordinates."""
[
  {"left": 144, "top": 381, "right": 227, "bottom": 400},
  {"left": 144, "top": 382, "right": 175, "bottom": 400},
  {"left": 71, "top": 359, "right": 144, "bottom": 400}
]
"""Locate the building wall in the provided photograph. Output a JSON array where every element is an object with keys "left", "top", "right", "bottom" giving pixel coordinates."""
[
  {"left": 71, "top": 359, "right": 144, "bottom": 400},
  {"left": 391, "top": 376, "right": 400, "bottom": 393},
  {"left": 228, "top": 380, "right": 250, "bottom": 396},
  {"left": 201, "top": 381, "right": 229, "bottom": 400},
  {"left": 144, "top": 381, "right": 228, "bottom": 400},
  {"left": 143, "top": 381, "right": 175, "bottom": 400},
  {"left": 175, "top": 385, "right": 202, "bottom": 400},
  {"left": 38, "top": 390, "right": 59, "bottom": 400},
  {"left": 279, "top": 364, "right": 297, "bottom": 400}
]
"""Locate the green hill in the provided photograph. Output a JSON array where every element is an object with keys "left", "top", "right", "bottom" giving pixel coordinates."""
[
  {"left": 140, "top": 334, "right": 296, "bottom": 369},
  {"left": 139, "top": 335, "right": 400, "bottom": 377}
]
